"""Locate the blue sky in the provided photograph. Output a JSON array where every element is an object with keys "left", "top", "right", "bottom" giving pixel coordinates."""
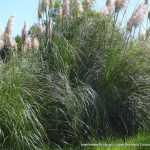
[
  {"left": 0, "top": 0, "right": 148, "bottom": 36},
  {"left": 0, "top": 0, "right": 39, "bottom": 35}
]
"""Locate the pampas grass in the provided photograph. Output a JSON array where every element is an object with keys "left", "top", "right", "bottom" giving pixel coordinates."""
[
  {"left": 0, "top": 25, "right": 4, "bottom": 50},
  {"left": 32, "top": 37, "right": 40, "bottom": 50},
  {"left": 22, "top": 21, "right": 31, "bottom": 51},
  {"left": 1, "top": 0, "right": 150, "bottom": 149},
  {"left": 115, "top": 0, "right": 129, "bottom": 12},
  {"left": 4, "top": 16, "right": 17, "bottom": 49},
  {"left": 62, "top": 0, "right": 70, "bottom": 18},
  {"left": 101, "top": 0, "right": 116, "bottom": 15},
  {"left": 38, "top": 0, "right": 52, "bottom": 20},
  {"left": 128, "top": 0, "right": 148, "bottom": 28}
]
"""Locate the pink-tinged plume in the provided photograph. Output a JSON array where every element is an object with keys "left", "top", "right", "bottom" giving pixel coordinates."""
[
  {"left": 32, "top": 37, "right": 39, "bottom": 50},
  {"left": 0, "top": 25, "right": 4, "bottom": 49},
  {"left": 128, "top": 0, "right": 148, "bottom": 27},
  {"left": 22, "top": 21, "right": 31, "bottom": 51},
  {"left": 4, "top": 16, "right": 17, "bottom": 49},
  {"left": 101, "top": 5, "right": 109, "bottom": 15},
  {"left": 62, "top": 0, "right": 70, "bottom": 18},
  {"left": 115, "top": 0, "right": 129, "bottom": 11},
  {"left": 101, "top": 0, "right": 116, "bottom": 15},
  {"left": 0, "top": 40, "right": 4, "bottom": 49},
  {"left": 82, "top": 0, "right": 95, "bottom": 9},
  {"left": 5, "top": 16, "right": 15, "bottom": 35}
]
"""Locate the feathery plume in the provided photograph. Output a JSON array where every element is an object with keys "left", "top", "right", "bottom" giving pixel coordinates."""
[
  {"left": 76, "top": 0, "right": 83, "bottom": 14},
  {"left": 22, "top": 21, "right": 31, "bottom": 51},
  {"left": 0, "top": 25, "right": 4, "bottom": 49},
  {"left": 115, "top": 0, "right": 129, "bottom": 12},
  {"left": 32, "top": 37, "right": 39, "bottom": 50},
  {"left": 84, "top": 0, "right": 95, "bottom": 5},
  {"left": 38, "top": 0, "right": 52, "bottom": 19},
  {"left": 22, "top": 21, "right": 28, "bottom": 40},
  {"left": 139, "top": 32, "right": 145, "bottom": 41},
  {"left": 101, "top": 5, "right": 109, "bottom": 15},
  {"left": 38, "top": 2, "right": 43, "bottom": 19},
  {"left": 41, "top": 0, "right": 51, "bottom": 11},
  {"left": 47, "top": 18, "right": 53, "bottom": 40},
  {"left": 83, "top": 0, "right": 95, "bottom": 9},
  {"left": 41, "top": 24, "right": 46, "bottom": 32},
  {"left": 106, "top": 0, "right": 116, "bottom": 11},
  {"left": 0, "top": 40, "right": 4, "bottom": 49},
  {"left": 36, "top": 25, "right": 45, "bottom": 38},
  {"left": 0, "top": 25, "right": 3, "bottom": 37},
  {"left": 4, "top": 16, "right": 17, "bottom": 49},
  {"left": 27, "top": 39, "right": 32, "bottom": 51},
  {"left": 7, "top": 37, "right": 17, "bottom": 49},
  {"left": 5, "top": 16, "right": 15, "bottom": 36},
  {"left": 62, "top": 0, "right": 70, "bottom": 18},
  {"left": 101, "top": 0, "right": 116, "bottom": 15},
  {"left": 128, "top": 0, "right": 148, "bottom": 28}
]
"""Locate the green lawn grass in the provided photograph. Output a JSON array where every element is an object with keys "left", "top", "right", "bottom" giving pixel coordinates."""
[
  {"left": 42, "top": 132, "right": 150, "bottom": 150},
  {"left": 83, "top": 132, "right": 150, "bottom": 150}
]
